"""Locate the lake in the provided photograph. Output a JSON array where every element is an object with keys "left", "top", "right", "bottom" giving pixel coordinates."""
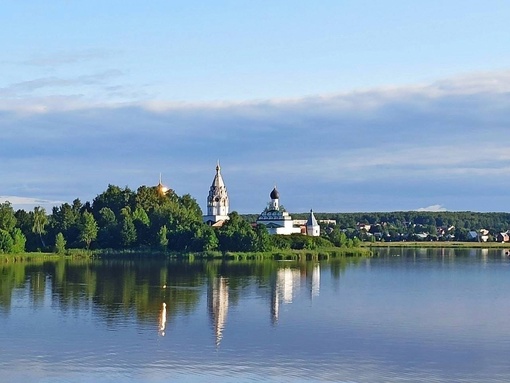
[{"left": 2, "top": 248, "right": 510, "bottom": 382}]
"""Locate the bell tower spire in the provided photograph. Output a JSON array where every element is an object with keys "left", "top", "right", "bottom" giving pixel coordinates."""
[{"left": 203, "top": 161, "right": 230, "bottom": 225}]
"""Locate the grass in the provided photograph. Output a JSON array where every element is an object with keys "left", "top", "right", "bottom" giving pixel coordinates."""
[
  {"left": 218, "top": 247, "right": 371, "bottom": 261},
  {"left": 0, "top": 246, "right": 379, "bottom": 263},
  {"left": 361, "top": 241, "right": 510, "bottom": 248},
  {"left": 0, "top": 249, "right": 93, "bottom": 263}
]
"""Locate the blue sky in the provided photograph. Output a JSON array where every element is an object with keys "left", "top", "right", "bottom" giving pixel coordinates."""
[{"left": 1, "top": 1, "right": 510, "bottom": 213}]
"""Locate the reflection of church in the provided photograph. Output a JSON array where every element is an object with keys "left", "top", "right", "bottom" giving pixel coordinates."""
[
  {"left": 207, "top": 276, "right": 229, "bottom": 347},
  {"left": 206, "top": 266, "right": 321, "bottom": 340},
  {"left": 201, "top": 163, "right": 320, "bottom": 236},
  {"left": 271, "top": 264, "right": 321, "bottom": 324}
]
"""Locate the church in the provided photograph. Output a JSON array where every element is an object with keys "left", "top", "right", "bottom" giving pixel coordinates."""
[
  {"left": 202, "top": 162, "right": 230, "bottom": 226},
  {"left": 255, "top": 187, "right": 302, "bottom": 235},
  {"left": 202, "top": 163, "right": 320, "bottom": 236}
]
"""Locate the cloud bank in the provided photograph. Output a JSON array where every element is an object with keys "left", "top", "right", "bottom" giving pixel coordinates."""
[
  {"left": 416, "top": 205, "right": 448, "bottom": 212},
  {"left": 1, "top": 70, "right": 510, "bottom": 213}
]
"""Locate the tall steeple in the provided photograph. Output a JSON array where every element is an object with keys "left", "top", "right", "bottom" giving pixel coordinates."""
[{"left": 203, "top": 161, "right": 230, "bottom": 225}]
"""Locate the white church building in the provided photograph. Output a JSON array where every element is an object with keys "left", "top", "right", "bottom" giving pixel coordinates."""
[
  {"left": 202, "top": 164, "right": 320, "bottom": 236},
  {"left": 256, "top": 187, "right": 302, "bottom": 235},
  {"left": 203, "top": 163, "right": 230, "bottom": 226}
]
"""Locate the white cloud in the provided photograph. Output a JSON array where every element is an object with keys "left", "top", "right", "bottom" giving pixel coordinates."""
[
  {"left": 416, "top": 205, "right": 448, "bottom": 212},
  {"left": 0, "top": 70, "right": 123, "bottom": 97},
  {"left": 0, "top": 196, "right": 63, "bottom": 211},
  {"left": 1, "top": 69, "right": 510, "bottom": 212}
]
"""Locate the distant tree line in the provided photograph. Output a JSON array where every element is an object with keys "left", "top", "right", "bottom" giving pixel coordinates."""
[
  {"left": 287, "top": 211, "right": 510, "bottom": 242},
  {"left": 5, "top": 185, "right": 510, "bottom": 254}
]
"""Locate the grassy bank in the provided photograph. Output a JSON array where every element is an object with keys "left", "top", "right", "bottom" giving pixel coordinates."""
[
  {"left": 1, "top": 247, "right": 371, "bottom": 263},
  {"left": 161, "top": 247, "right": 372, "bottom": 261},
  {"left": 221, "top": 247, "right": 371, "bottom": 261},
  {"left": 0, "top": 249, "right": 94, "bottom": 263},
  {"left": 94, "top": 246, "right": 371, "bottom": 260},
  {"left": 362, "top": 241, "right": 510, "bottom": 249}
]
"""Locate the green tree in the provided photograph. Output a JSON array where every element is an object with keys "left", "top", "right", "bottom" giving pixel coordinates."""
[
  {"left": 135, "top": 185, "right": 163, "bottom": 213},
  {"left": 253, "top": 224, "right": 271, "bottom": 252},
  {"left": 11, "top": 228, "right": 26, "bottom": 253},
  {"left": 80, "top": 211, "right": 98, "bottom": 249},
  {"left": 133, "top": 206, "right": 150, "bottom": 226},
  {"left": 97, "top": 207, "right": 119, "bottom": 248},
  {"left": 0, "top": 202, "right": 16, "bottom": 232},
  {"left": 14, "top": 209, "right": 38, "bottom": 251},
  {"left": 158, "top": 225, "right": 168, "bottom": 250},
  {"left": 328, "top": 226, "right": 348, "bottom": 247},
  {"left": 32, "top": 206, "right": 48, "bottom": 248},
  {"left": 188, "top": 223, "right": 218, "bottom": 252},
  {"left": 92, "top": 184, "right": 135, "bottom": 217},
  {"left": 201, "top": 225, "right": 219, "bottom": 252},
  {"left": 55, "top": 232, "right": 66, "bottom": 254},
  {"left": 50, "top": 202, "right": 80, "bottom": 246},
  {"left": 178, "top": 194, "right": 203, "bottom": 221},
  {"left": 132, "top": 206, "right": 150, "bottom": 246},
  {"left": 218, "top": 212, "right": 257, "bottom": 252},
  {"left": 119, "top": 208, "right": 137, "bottom": 248}
]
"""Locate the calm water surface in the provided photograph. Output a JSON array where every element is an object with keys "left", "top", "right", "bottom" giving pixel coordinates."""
[{"left": 2, "top": 248, "right": 510, "bottom": 382}]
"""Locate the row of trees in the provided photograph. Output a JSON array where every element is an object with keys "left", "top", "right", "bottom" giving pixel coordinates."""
[
  {"left": 0, "top": 184, "right": 337, "bottom": 254},
  {"left": 271, "top": 211, "right": 510, "bottom": 242},
  {"left": 306, "top": 211, "right": 510, "bottom": 234},
  {"left": 9, "top": 184, "right": 509, "bottom": 254}
]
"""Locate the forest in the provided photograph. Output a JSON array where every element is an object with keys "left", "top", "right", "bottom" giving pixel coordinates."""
[
  {"left": 0, "top": 184, "right": 331, "bottom": 254},
  {"left": 1, "top": 184, "right": 510, "bottom": 254}
]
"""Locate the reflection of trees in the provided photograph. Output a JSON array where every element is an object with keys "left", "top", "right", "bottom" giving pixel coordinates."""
[
  {"left": 0, "top": 262, "right": 26, "bottom": 313},
  {"left": 0, "top": 257, "right": 363, "bottom": 327},
  {"left": 329, "top": 257, "right": 360, "bottom": 279},
  {"left": 89, "top": 260, "right": 204, "bottom": 326}
]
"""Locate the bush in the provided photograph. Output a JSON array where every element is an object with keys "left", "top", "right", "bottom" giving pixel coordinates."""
[{"left": 0, "top": 229, "right": 14, "bottom": 253}]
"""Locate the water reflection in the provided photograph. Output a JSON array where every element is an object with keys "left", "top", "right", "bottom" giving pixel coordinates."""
[
  {"left": 2, "top": 250, "right": 507, "bottom": 321},
  {"left": 3, "top": 250, "right": 510, "bottom": 382},
  {"left": 208, "top": 276, "right": 229, "bottom": 347},
  {"left": 158, "top": 302, "right": 167, "bottom": 336},
  {"left": 270, "top": 263, "right": 321, "bottom": 324},
  {"left": 0, "top": 258, "right": 351, "bottom": 337}
]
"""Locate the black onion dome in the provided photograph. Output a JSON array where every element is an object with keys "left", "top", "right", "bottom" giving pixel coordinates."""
[{"left": 270, "top": 187, "right": 279, "bottom": 199}]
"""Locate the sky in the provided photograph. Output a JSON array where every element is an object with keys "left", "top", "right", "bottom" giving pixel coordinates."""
[{"left": 1, "top": 1, "right": 510, "bottom": 214}]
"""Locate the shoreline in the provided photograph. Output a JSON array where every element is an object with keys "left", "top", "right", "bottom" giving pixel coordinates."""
[
  {"left": 0, "top": 247, "right": 371, "bottom": 262},
  {"left": 362, "top": 241, "right": 510, "bottom": 248}
]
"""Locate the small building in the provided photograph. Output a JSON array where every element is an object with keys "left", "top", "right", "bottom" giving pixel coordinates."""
[
  {"left": 357, "top": 223, "right": 372, "bottom": 232},
  {"left": 467, "top": 231, "right": 479, "bottom": 241},
  {"left": 479, "top": 229, "right": 490, "bottom": 242},
  {"left": 319, "top": 219, "right": 336, "bottom": 225},
  {"left": 256, "top": 187, "right": 301, "bottom": 235},
  {"left": 203, "top": 163, "right": 230, "bottom": 226},
  {"left": 497, "top": 232, "right": 510, "bottom": 243},
  {"left": 306, "top": 209, "right": 320, "bottom": 236}
]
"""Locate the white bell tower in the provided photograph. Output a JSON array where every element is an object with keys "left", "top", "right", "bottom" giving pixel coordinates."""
[{"left": 203, "top": 162, "right": 230, "bottom": 225}]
